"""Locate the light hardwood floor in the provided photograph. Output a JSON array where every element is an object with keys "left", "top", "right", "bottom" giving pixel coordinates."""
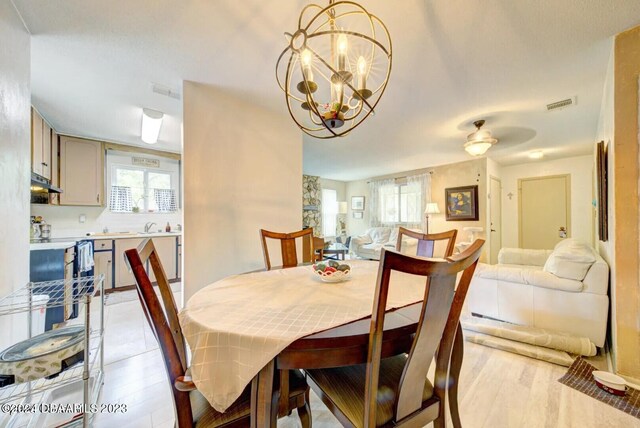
[{"left": 94, "top": 291, "right": 640, "bottom": 428}]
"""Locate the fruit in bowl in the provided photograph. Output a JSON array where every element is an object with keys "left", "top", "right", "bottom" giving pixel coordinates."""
[{"left": 312, "top": 261, "right": 351, "bottom": 282}]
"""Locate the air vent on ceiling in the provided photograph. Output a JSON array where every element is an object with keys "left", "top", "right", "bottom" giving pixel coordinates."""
[
  {"left": 152, "top": 83, "right": 181, "bottom": 100},
  {"left": 546, "top": 96, "right": 576, "bottom": 111}
]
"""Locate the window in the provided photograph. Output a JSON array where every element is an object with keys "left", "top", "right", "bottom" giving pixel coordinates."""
[
  {"left": 380, "top": 184, "right": 421, "bottom": 224},
  {"left": 108, "top": 152, "right": 180, "bottom": 213},
  {"left": 322, "top": 188, "right": 338, "bottom": 237}
]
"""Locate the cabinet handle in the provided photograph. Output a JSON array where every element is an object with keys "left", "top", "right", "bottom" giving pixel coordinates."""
[
  {"left": 96, "top": 194, "right": 99, "bottom": 203},
  {"left": 41, "top": 162, "right": 48, "bottom": 167}
]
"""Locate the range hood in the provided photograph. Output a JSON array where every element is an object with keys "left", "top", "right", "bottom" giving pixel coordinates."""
[{"left": 31, "top": 173, "right": 63, "bottom": 194}]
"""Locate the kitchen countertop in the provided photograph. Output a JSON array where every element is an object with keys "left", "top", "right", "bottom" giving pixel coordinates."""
[
  {"left": 30, "top": 240, "right": 77, "bottom": 251},
  {"left": 29, "top": 231, "right": 182, "bottom": 250}
]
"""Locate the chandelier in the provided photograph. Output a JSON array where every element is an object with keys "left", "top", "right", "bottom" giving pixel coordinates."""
[
  {"left": 276, "top": 0, "right": 392, "bottom": 139},
  {"left": 464, "top": 120, "right": 498, "bottom": 156}
]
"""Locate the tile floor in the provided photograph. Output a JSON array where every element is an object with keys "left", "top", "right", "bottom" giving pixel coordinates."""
[{"left": 93, "top": 287, "right": 640, "bottom": 428}]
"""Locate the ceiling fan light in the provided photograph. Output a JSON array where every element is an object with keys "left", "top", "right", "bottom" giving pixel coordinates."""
[
  {"left": 141, "top": 108, "right": 164, "bottom": 144},
  {"left": 464, "top": 119, "right": 497, "bottom": 156},
  {"left": 464, "top": 141, "right": 493, "bottom": 156}
]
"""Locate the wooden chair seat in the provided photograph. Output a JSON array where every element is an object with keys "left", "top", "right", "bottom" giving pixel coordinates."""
[
  {"left": 307, "top": 355, "right": 433, "bottom": 428},
  {"left": 190, "top": 368, "right": 309, "bottom": 427}
]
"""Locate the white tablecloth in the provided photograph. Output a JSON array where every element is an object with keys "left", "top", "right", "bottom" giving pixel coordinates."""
[{"left": 178, "top": 260, "right": 428, "bottom": 412}]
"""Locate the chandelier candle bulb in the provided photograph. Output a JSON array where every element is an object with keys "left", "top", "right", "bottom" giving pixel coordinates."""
[
  {"left": 357, "top": 56, "right": 367, "bottom": 90},
  {"left": 301, "top": 49, "right": 314, "bottom": 83},
  {"left": 337, "top": 34, "right": 348, "bottom": 71}
]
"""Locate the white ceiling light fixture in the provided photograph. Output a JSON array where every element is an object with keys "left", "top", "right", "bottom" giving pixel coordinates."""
[
  {"left": 141, "top": 108, "right": 164, "bottom": 144},
  {"left": 529, "top": 150, "right": 544, "bottom": 159},
  {"left": 464, "top": 120, "right": 498, "bottom": 156}
]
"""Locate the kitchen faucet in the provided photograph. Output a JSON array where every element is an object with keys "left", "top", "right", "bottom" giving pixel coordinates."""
[{"left": 144, "top": 222, "right": 157, "bottom": 233}]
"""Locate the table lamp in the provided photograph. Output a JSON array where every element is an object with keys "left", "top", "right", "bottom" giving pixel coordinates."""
[{"left": 424, "top": 202, "right": 440, "bottom": 234}]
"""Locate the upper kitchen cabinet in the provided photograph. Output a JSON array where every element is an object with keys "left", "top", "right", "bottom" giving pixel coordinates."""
[
  {"left": 31, "top": 107, "right": 52, "bottom": 179},
  {"left": 59, "top": 136, "right": 104, "bottom": 206}
]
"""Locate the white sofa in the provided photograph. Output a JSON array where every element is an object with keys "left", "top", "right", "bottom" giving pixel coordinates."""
[
  {"left": 350, "top": 227, "right": 420, "bottom": 260},
  {"left": 467, "top": 239, "right": 609, "bottom": 347}
]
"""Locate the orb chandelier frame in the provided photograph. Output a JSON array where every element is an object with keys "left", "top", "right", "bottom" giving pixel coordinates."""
[{"left": 276, "top": 0, "right": 392, "bottom": 139}]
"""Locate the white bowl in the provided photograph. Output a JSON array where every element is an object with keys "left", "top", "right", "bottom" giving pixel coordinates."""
[
  {"left": 312, "top": 266, "right": 351, "bottom": 283},
  {"left": 592, "top": 371, "right": 626, "bottom": 393}
]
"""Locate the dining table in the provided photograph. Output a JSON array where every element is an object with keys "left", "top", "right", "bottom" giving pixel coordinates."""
[{"left": 179, "top": 259, "right": 465, "bottom": 427}]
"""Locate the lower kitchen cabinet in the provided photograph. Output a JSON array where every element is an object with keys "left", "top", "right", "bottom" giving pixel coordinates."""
[
  {"left": 114, "top": 238, "right": 144, "bottom": 288},
  {"left": 108, "top": 236, "right": 179, "bottom": 289},
  {"left": 93, "top": 251, "right": 113, "bottom": 291}
]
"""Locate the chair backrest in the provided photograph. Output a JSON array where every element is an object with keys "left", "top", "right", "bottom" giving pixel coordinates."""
[
  {"left": 124, "top": 239, "right": 193, "bottom": 427},
  {"left": 395, "top": 227, "right": 458, "bottom": 258},
  {"left": 260, "top": 228, "right": 315, "bottom": 270},
  {"left": 364, "top": 240, "right": 485, "bottom": 427}
]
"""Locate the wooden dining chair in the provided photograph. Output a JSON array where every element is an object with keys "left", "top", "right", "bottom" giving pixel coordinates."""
[
  {"left": 125, "top": 238, "right": 311, "bottom": 428},
  {"left": 260, "top": 228, "right": 315, "bottom": 270},
  {"left": 306, "top": 240, "right": 485, "bottom": 428},
  {"left": 395, "top": 227, "right": 458, "bottom": 258}
]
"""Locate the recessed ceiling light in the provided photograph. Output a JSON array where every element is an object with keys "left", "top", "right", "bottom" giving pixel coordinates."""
[
  {"left": 529, "top": 150, "right": 544, "bottom": 159},
  {"left": 141, "top": 108, "right": 164, "bottom": 144}
]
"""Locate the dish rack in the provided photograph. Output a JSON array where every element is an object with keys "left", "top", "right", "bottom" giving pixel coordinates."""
[{"left": 0, "top": 275, "right": 104, "bottom": 428}]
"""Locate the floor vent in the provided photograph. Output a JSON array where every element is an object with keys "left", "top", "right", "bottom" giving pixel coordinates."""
[{"left": 546, "top": 97, "right": 576, "bottom": 111}]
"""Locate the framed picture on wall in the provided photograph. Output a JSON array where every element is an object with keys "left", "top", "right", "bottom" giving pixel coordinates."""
[
  {"left": 445, "top": 185, "right": 479, "bottom": 221},
  {"left": 351, "top": 196, "right": 365, "bottom": 211},
  {"left": 353, "top": 211, "right": 363, "bottom": 219}
]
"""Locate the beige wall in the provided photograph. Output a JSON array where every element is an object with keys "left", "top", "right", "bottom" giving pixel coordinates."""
[
  {"left": 500, "top": 155, "right": 594, "bottom": 248},
  {"left": 182, "top": 82, "right": 302, "bottom": 301},
  {"left": 0, "top": 2, "right": 30, "bottom": 349},
  {"left": 429, "top": 159, "right": 488, "bottom": 262},
  {"left": 345, "top": 179, "right": 370, "bottom": 237},
  {"left": 610, "top": 25, "right": 640, "bottom": 380}
]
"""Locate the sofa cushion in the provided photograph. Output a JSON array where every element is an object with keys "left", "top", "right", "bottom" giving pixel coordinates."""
[
  {"left": 498, "top": 248, "right": 552, "bottom": 267},
  {"left": 369, "top": 227, "right": 391, "bottom": 244},
  {"left": 476, "top": 264, "right": 584, "bottom": 292},
  {"left": 543, "top": 242, "right": 596, "bottom": 281}
]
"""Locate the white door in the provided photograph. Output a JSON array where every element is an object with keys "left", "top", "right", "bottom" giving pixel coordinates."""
[
  {"left": 519, "top": 175, "right": 570, "bottom": 249},
  {"left": 489, "top": 176, "right": 502, "bottom": 264}
]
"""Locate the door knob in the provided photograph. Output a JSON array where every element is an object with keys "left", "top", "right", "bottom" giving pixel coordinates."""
[{"left": 491, "top": 229, "right": 496, "bottom": 232}]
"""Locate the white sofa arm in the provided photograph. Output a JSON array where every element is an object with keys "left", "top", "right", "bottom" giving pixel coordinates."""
[{"left": 498, "top": 248, "right": 552, "bottom": 267}]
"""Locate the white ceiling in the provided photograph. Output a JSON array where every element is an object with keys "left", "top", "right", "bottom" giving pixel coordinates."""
[{"left": 13, "top": 0, "right": 640, "bottom": 180}]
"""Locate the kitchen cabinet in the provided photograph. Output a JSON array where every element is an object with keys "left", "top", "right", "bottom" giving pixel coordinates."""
[
  {"left": 114, "top": 238, "right": 144, "bottom": 288},
  {"left": 112, "top": 237, "right": 178, "bottom": 288},
  {"left": 31, "top": 108, "right": 44, "bottom": 177},
  {"left": 49, "top": 129, "right": 60, "bottom": 205},
  {"left": 31, "top": 108, "right": 53, "bottom": 180},
  {"left": 42, "top": 121, "right": 52, "bottom": 180},
  {"left": 59, "top": 136, "right": 104, "bottom": 206},
  {"left": 94, "top": 251, "right": 113, "bottom": 293},
  {"left": 148, "top": 237, "right": 177, "bottom": 283}
]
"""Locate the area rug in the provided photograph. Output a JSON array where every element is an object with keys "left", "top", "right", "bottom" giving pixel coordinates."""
[
  {"left": 559, "top": 358, "right": 640, "bottom": 419},
  {"left": 464, "top": 330, "right": 575, "bottom": 366}
]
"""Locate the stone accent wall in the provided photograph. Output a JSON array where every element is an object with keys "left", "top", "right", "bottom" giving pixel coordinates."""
[{"left": 303, "top": 175, "right": 322, "bottom": 236}]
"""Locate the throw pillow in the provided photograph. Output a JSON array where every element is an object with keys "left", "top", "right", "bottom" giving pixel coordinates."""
[{"left": 543, "top": 243, "right": 596, "bottom": 281}]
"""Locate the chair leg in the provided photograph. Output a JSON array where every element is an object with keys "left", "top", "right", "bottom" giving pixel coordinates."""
[
  {"left": 297, "top": 389, "right": 311, "bottom": 428},
  {"left": 448, "top": 323, "right": 464, "bottom": 428}
]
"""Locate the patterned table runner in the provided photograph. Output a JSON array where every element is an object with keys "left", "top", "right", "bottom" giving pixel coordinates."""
[{"left": 179, "top": 260, "right": 428, "bottom": 412}]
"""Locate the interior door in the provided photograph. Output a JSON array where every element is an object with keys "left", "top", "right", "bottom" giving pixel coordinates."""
[
  {"left": 489, "top": 176, "right": 502, "bottom": 264},
  {"left": 519, "top": 175, "right": 570, "bottom": 249}
]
